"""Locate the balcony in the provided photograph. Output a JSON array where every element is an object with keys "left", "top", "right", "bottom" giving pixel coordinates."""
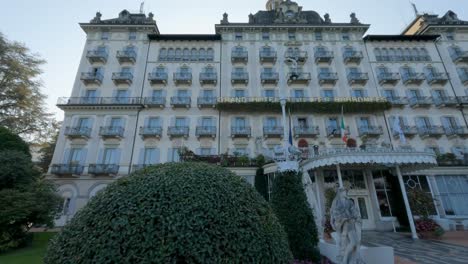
[
  {"left": 170, "top": 96, "right": 191, "bottom": 108},
  {"left": 64, "top": 127, "right": 91, "bottom": 139},
  {"left": 460, "top": 96, "right": 468, "bottom": 105},
  {"left": 393, "top": 126, "right": 418, "bottom": 138},
  {"left": 418, "top": 126, "right": 445, "bottom": 138},
  {"left": 199, "top": 72, "right": 218, "bottom": 85},
  {"left": 386, "top": 97, "right": 408, "bottom": 107},
  {"left": 427, "top": 73, "right": 448, "bottom": 85},
  {"left": 116, "top": 50, "right": 137, "bottom": 64},
  {"left": 263, "top": 126, "right": 284, "bottom": 138},
  {"left": 444, "top": 126, "right": 468, "bottom": 138},
  {"left": 231, "top": 50, "right": 248, "bottom": 63},
  {"left": 294, "top": 126, "right": 319, "bottom": 138},
  {"left": 196, "top": 126, "right": 217, "bottom": 138},
  {"left": 259, "top": 50, "right": 277, "bottom": 63},
  {"left": 173, "top": 73, "right": 192, "bottom": 85},
  {"left": 139, "top": 126, "right": 163, "bottom": 139},
  {"left": 401, "top": 73, "right": 425, "bottom": 85},
  {"left": 378, "top": 73, "right": 400, "bottom": 85},
  {"left": 86, "top": 50, "right": 108, "bottom": 64},
  {"left": 460, "top": 73, "right": 468, "bottom": 86},
  {"left": 358, "top": 126, "right": 383, "bottom": 138},
  {"left": 231, "top": 72, "right": 249, "bottom": 84},
  {"left": 327, "top": 127, "right": 344, "bottom": 139},
  {"left": 347, "top": 73, "right": 369, "bottom": 85},
  {"left": 144, "top": 97, "right": 166, "bottom": 108},
  {"left": 287, "top": 72, "right": 311, "bottom": 85},
  {"left": 314, "top": 51, "right": 334, "bottom": 64},
  {"left": 231, "top": 127, "right": 251, "bottom": 138},
  {"left": 451, "top": 51, "right": 468, "bottom": 63},
  {"left": 148, "top": 72, "right": 168, "bottom": 85},
  {"left": 285, "top": 51, "right": 308, "bottom": 64},
  {"left": 167, "top": 126, "right": 189, "bottom": 138},
  {"left": 50, "top": 164, "right": 84, "bottom": 176},
  {"left": 88, "top": 164, "right": 119, "bottom": 176},
  {"left": 112, "top": 72, "right": 133, "bottom": 85},
  {"left": 197, "top": 97, "right": 217, "bottom": 108},
  {"left": 434, "top": 97, "right": 458, "bottom": 108},
  {"left": 318, "top": 72, "right": 338, "bottom": 85},
  {"left": 57, "top": 97, "right": 142, "bottom": 107},
  {"left": 343, "top": 51, "right": 363, "bottom": 64},
  {"left": 409, "top": 97, "right": 432, "bottom": 108},
  {"left": 99, "top": 126, "right": 124, "bottom": 138},
  {"left": 261, "top": 72, "right": 279, "bottom": 85},
  {"left": 80, "top": 72, "right": 103, "bottom": 85}
]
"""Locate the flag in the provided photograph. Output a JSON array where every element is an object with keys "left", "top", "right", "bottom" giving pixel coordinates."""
[
  {"left": 340, "top": 106, "right": 348, "bottom": 144},
  {"left": 288, "top": 108, "right": 293, "bottom": 146},
  {"left": 393, "top": 117, "right": 407, "bottom": 144}
]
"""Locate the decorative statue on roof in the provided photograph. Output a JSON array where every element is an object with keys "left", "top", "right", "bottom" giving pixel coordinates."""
[
  {"left": 147, "top": 12, "right": 154, "bottom": 21},
  {"left": 91, "top": 12, "right": 102, "bottom": 23},
  {"left": 249, "top": 13, "right": 255, "bottom": 23},
  {"left": 331, "top": 188, "right": 366, "bottom": 264},
  {"left": 221, "top": 13, "right": 229, "bottom": 24},
  {"left": 350, "top": 13, "right": 360, "bottom": 24},
  {"left": 324, "top": 13, "right": 331, "bottom": 23}
]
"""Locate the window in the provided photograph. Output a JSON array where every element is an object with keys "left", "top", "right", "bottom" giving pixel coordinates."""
[
  {"left": 101, "top": 31, "right": 110, "bottom": 40},
  {"left": 152, "top": 90, "right": 163, "bottom": 99},
  {"left": 168, "top": 148, "right": 181, "bottom": 162},
  {"left": 110, "top": 117, "right": 122, "bottom": 128},
  {"left": 115, "top": 90, "right": 128, "bottom": 103},
  {"left": 121, "top": 67, "right": 132, "bottom": 74},
  {"left": 233, "top": 147, "right": 248, "bottom": 156},
  {"left": 77, "top": 118, "right": 90, "bottom": 129},
  {"left": 323, "top": 170, "right": 365, "bottom": 189},
  {"left": 68, "top": 148, "right": 83, "bottom": 164},
  {"left": 147, "top": 117, "right": 160, "bottom": 128},
  {"left": 403, "top": 175, "right": 436, "bottom": 215},
  {"left": 235, "top": 32, "right": 243, "bottom": 41},
  {"left": 177, "top": 90, "right": 189, "bottom": 98},
  {"left": 235, "top": 117, "right": 246, "bottom": 127},
  {"left": 323, "top": 90, "right": 334, "bottom": 99},
  {"left": 191, "top": 48, "right": 198, "bottom": 61},
  {"left": 328, "top": 117, "right": 339, "bottom": 129},
  {"left": 103, "top": 148, "right": 118, "bottom": 164},
  {"left": 383, "top": 89, "right": 396, "bottom": 99},
  {"left": 432, "top": 89, "right": 446, "bottom": 99},
  {"left": 315, "top": 32, "right": 323, "bottom": 41},
  {"left": 436, "top": 175, "right": 468, "bottom": 216},
  {"left": 200, "top": 148, "right": 213, "bottom": 156},
  {"left": 266, "top": 117, "right": 277, "bottom": 127},
  {"left": 234, "top": 89, "right": 246, "bottom": 98},
  {"left": 175, "top": 48, "right": 182, "bottom": 61},
  {"left": 352, "top": 89, "right": 365, "bottom": 97},
  {"left": 288, "top": 32, "right": 296, "bottom": 41},
  {"left": 85, "top": 90, "right": 97, "bottom": 98},
  {"left": 199, "top": 48, "right": 206, "bottom": 61},
  {"left": 143, "top": 148, "right": 158, "bottom": 165},
  {"left": 202, "top": 89, "right": 214, "bottom": 98},
  {"left": 159, "top": 48, "right": 167, "bottom": 61},
  {"left": 264, "top": 89, "right": 275, "bottom": 98},
  {"left": 441, "top": 116, "right": 457, "bottom": 129},
  {"left": 358, "top": 117, "right": 371, "bottom": 129},
  {"left": 262, "top": 32, "right": 270, "bottom": 41},
  {"left": 293, "top": 89, "right": 304, "bottom": 98},
  {"left": 175, "top": 117, "right": 187, "bottom": 127},
  {"left": 167, "top": 48, "right": 175, "bottom": 61},
  {"left": 408, "top": 89, "right": 421, "bottom": 99},
  {"left": 201, "top": 117, "right": 213, "bottom": 127},
  {"left": 298, "top": 118, "right": 308, "bottom": 127},
  {"left": 129, "top": 31, "right": 137, "bottom": 40},
  {"left": 183, "top": 48, "right": 190, "bottom": 61},
  {"left": 206, "top": 48, "right": 214, "bottom": 61},
  {"left": 415, "top": 117, "right": 431, "bottom": 129},
  {"left": 372, "top": 170, "right": 396, "bottom": 217},
  {"left": 342, "top": 33, "right": 350, "bottom": 41}
]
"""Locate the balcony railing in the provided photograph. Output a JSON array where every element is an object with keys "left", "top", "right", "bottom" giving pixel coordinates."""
[
  {"left": 427, "top": 73, "right": 448, "bottom": 85},
  {"left": 263, "top": 126, "right": 284, "bottom": 138},
  {"left": 460, "top": 96, "right": 468, "bottom": 105},
  {"left": 444, "top": 126, "right": 468, "bottom": 138},
  {"left": 86, "top": 50, "right": 108, "bottom": 64},
  {"left": 57, "top": 97, "right": 142, "bottom": 107},
  {"left": 343, "top": 51, "right": 363, "bottom": 64},
  {"left": 259, "top": 50, "right": 277, "bottom": 63},
  {"left": 144, "top": 97, "right": 166, "bottom": 108},
  {"left": 451, "top": 51, "right": 468, "bottom": 63},
  {"left": 417, "top": 126, "right": 445, "bottom": 138},
  {"left": 231, "top": 72, "right": 249, "bottom": 84},
  {"left": 393, "top": 126, "right": 418, "bottom": 138},
  {"left": 261, "top": 72, "right": 279, "bottom": 84},
  {"left": 409, "top": 97, "right": 432, "bottom": 108},
  {"left": 386, "top": 97, "right": 408, "bottom": 107},
  {"left": 459, "top": 73, "right": 468, "bottom": 86},
  {"left": 294, "top": 126, "right": 319, "bottom": 138},
  {"left": 88, "top": 164, "right": 119, "bottom": 176},
  {"left": 64, "top": 127, "right": 91, "bottom": 138},
  {"left": 116, "top": 50, "right": 137, "bottom": 64},
  {"left": 50, "top": 164, "right": 84, "bottom": 176},
  {"left": 80, "top": 72, "right": 103, "bottom": 85},
  {"left": 318, "top": 72, "right": 338, "bottom": 85},
  {"left": 173, "top": 73, "right": 192, "bottom": 85},
  {"left": 347, "top": 73, "right": 369, "bottom": 85},
  {"left": 197, "top": 97, "right": 217, "bottom": 108},
  {"left": 199, "top": 72, "right": 218, "bottom": 85},
  {"left": 327, "top": 126, "right": 345, "bottom": 138},
  {"left": 139, "top": 126, "right": 163, "bottom": 139},
  {"left": 285, "top": 51, "right": 308, "bottom": 63},
  {"left": 434, "top": 97, "right": 458, "bottom": 108},
  {"left": 378, "top": 73, "right": 400, "bottom": 85},
  {"left": 401, "top": 73, "right": 425, "bottom": 85},
  {"left": 231, "top": 50, "right": 248, "bottom": 63},
  {"left": 99, "top": 126, "right": 124, "bottom": 138},
  {"left": 167, "top": 126, "right": 189, "bottom": 138},
  {"left": 112, "top": 72, "right": 133, "bottom": 85},
  {"left": 148, "top": 72, "right": 168, "bottom": 85},
  {"left": 231, "top": 127, "right": 251, "bottom": 138},
  {"left": 287, "top": 72, "right": 311, "bottom": 84},
  {"left": 196, "top": 126, "right": 217, "bottom": 138},
  {"left": 314, "top": 51, "right": 334, "bottom": 63},
  {"left": 358, "top": 126, "right": 383, "bottom": 137},
  {"left": 170, "top": 96, "right": 191, "bottom": 108}
]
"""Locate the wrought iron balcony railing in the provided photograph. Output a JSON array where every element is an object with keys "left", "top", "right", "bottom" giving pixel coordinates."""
[
  {"left": 112, "top": 72, "right": 133, "bottom": 84},
  {"left": 50, "top": 164, "right": 84, "bottom": 176},
  {"left": 263, "top": 126, "right": 284, "bottom": 138},
  {"left": 426, "top": 73, "right": 448, "bottom": 85},
  {"left": 451, "top": 51, "right": 468, "bottom": 63},
  {"left": 259, "top": 50, "right": 277, "bottom": 63},
  {"left": 393, "top": 126, "right": 418, "bottom": 138},
  {"left": 294, "top": 126, "right": 319, "bottom": 138},
  {"left": 80, "top": 72, "right": 103, "bottom": 85},
  {"left": 170, "top": 96, "right": 191, "bottom": 108},
  {"left": 409, "top": 97, "right": 432, "bottom": 108},
  {"left": 231, "top": 72, "right": 249, "bottom": 84},
  {"left": 378, "top": 73, "right": 400, "bottom": 85},
  {"left": 401, "top": 73, "right": 425, "bottom": 85},
  {"left": 57, "top": 97, "right": 142, "bottom": 107},
  {"left": 358, "top": 126, "right": 383, "bottom": 137},
  {"left": 443, "top": 126, "right": 468, "bottom": 138},
  {"left": 139, "top": 126, "right": 163, "bottom": 139},
  {"left": 347, "top": 73, "right": 369, "bottom": 85},
  {"left": 343, "top": 51, "right": 363, "bottom": 64},
  {"left": 86, "top": 50, "right": 108, "bottom": 64},
  {"left": 285, "top": 51, "right": 308, "bottom": 63},
  {"left": 261, "top": 72, "right": 279, "bottom": 84},
  {"left": 116, "top": 50, "right": 137, "bottom": 64},
  {"left": 197, "top": 97, "right": 217, "bottom": 108},
  {"left": 231, "top": 50, "right": 248, "bottom": 63},
  {"left": 144, "top": 97, "right": 166, "bottom": 108},
  {"left": 88, "top": 164, "right": 119, "bottom": 176},
  {"left": 148, "top": 72, "right": 168, "bottom": 85},
  {"left": 433, "top": 96, "right": 458, "bottom": 108},
  {"left": 99, "top": 126, "right": 125, "bottom": 138},
  {"left": 314, "top": 51, "right": 334, "bottom": 63},
  {"left": 287, "top": 72, "right": 311, "bottom": 84},
  {"left": 199, "top": 72, "right": 218, "bottom": 85},
  {"left": 318, "top": 72, "right": 338, "bottom": 85},
  {"left": 167, "top": 126, "right": 189, "bottom": 138},
  {"left": 196, "top": 126, "right": 217, "bottom": 138},
  {"left": 386, "top": 97, "right": 408, "bottom": 107},
  {"left": 231, "top": 126, "right": 251, "bottom": 138},
  {"left": 64, "top": 127, "right": 91, "bottom": 138},
  {"left": 173, "top": 72, "right": 192, "bottom": 84},
  {"left": 417, "top": 126, "right": 445, "bottom": 138}
]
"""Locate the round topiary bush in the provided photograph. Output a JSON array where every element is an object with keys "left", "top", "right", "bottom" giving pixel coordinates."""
[{"left": 45, "top": 162, "right": 292, "bottom": 263}]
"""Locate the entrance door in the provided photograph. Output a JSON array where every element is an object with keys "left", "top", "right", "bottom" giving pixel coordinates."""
[{"left": 349, "top": 195, "right": 375, "bottom": 230}]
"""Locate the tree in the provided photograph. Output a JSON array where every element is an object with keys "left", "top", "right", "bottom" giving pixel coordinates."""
[
  {"left": 0, "top": 126, "right": 31, "bottom": 157},
  {"left": 37, "top": 121, "right": 61, "bottom": 172},
  {"left": 271, "top": 171, "right": 320, "bottom": 262},
  {"left": 0, "top": 32, "right": 51, "bottom": 140}
]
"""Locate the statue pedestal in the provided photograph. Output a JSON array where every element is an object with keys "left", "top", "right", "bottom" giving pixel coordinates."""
[{"left": 319, "top": 239, "right": 394, "bottom": 264}]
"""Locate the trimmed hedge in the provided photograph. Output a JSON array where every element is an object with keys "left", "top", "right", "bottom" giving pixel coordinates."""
[
  {"left": 45, "top": 162, "right": 292, "bottom": 263},
  {"left": 271, "top": 171, "right": 320, "bottom": 262}
]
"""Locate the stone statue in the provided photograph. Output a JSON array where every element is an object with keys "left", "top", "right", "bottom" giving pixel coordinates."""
[
  {"left": 324, "top": 13, "right": 331, "bottom": 23},
  {"left": 221, "top": 13, "right": 229, "bottom": 24},
  {"left": 249, "top": 13, "right": 255, "bottom": 23},
  {"left": 147, "top": 12, "right": 154, "bottom": 21},
  {"left": 91, "top": 12, "right": 102, "bottom": 23},
  {"left": 330, "top": 188, "right": 365, "bottom": 264},
  {"left": 350, "top": 13, "right": 360, "bottom": 24}
]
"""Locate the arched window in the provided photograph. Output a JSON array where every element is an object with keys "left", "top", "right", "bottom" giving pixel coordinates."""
[
  {"left": 420, "top": 48, "right": 430, "bottom": 61},
  {"left": 199, "top": 48, "right": 206, "bottom": 61},
  {"left": 374, "top": 48, "right": 382, "bottom": 61},
  {"left": 388, "top": 48, "right": 396, "bottom": 62},
  {"left": 381, "top": 48, "right": 389, "bottom": 61},
  {"left": 191, "top": 48, "right": 198, "bottom": 61},
  {"left": 167, "top": 48, "right": 175, "bottom": 61},
  {"left": 396, "top": 48, "right": 404, "bottom": 61},
  {"left": 183, "top": 48, "right": 190, "bottom": 61},
  {"left": 404, "top": 48, "right": 412, "bottom": 61},
  {"left": 206, "top": 48, "right": 214, "bottom": 61},
  {"left": 175, "top": 48, "right": 182, "bottom": 61},
  {"left": 412, "top": 48, "right": 420, "bottom": 61},
  {"left": 159, "top": 48, "right": 167, "bottom": 61}
]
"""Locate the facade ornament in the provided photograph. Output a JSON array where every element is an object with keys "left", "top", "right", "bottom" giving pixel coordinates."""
[
  {"left": 221, "top": 13, "right": 229, "bottom": 24},
  {"left": 147, "top": 12, "right": 154, "bottom": 21},
  {"left": 324, "top": 13, "right": 331, "bottom": 23},
  {"left": 91, "top": 12, "right": 102, "bottom": 23},
  {"left": 330, "top": 188, "right": 366, "bottom": 264},
  {"left": 350, "top": 13, "right": 360, "bottom": 24}
]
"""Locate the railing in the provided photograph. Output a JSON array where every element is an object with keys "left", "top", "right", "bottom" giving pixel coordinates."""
[
  {"left": 64, "top": 127, "right": 91, "bottom": 138},
  {"left": 433, "top": 96, "right": 458, "bottom": 107},
  {"left": 343, "top": 51, "right": 363, "bottom": 62},
  {"left": 99, "top": 126, "right": 125, "bottom": 137},
  {"left": 261, "top": 72, "right": 279, "bottom": 82},
  {"left": 347, "top": 73, "right": 369, "bottom": 83},
  {"left": 199, "top": 72, "right": 217, "bottom": 83},
  {"left": 231, "top": 127, "right": 251, "bottom": 137},
  {"left": 148, "top": 72, "right": 168, "bottom": 83},
  {"left": 57, "top": 97, "right": 142, "bottom": 106},
  {"left": 417, "top": 126, "right": 445, "bottom": 137},
  {"left": 139, "top": 126, "right": 163, "bottom": 138},
  {"left": 112, "top": 72, "right": 133, "bottom": 81},
  {"left": 327, "top": 127, "right": 342, "bottom": 137},
  {"left": 426, "top": 73, "right": 448, "bottom": 84},
  {"left": 144, "top": 97, "right": 166, "bottom": 107},
  {"left": 88, "top": 164, "right": 119, "bottom": 175},
  {"left": 294, "top": 126, "right": 319, "bottom": 137},
  {"left": 116, "top": 50, "right": 137, "bottom": 63},
  {"left": 231, "top": 50, "right": 248, "bottom": 61},
  {"left": 86, "top": 50, "right": 108, "bottom": 63},
  {"left": 196, "top": 126, "right": 217, "bottom": 137},
  {"left": 401, "top": 73, "right": 425, "bottom": 84},
  {"left": 459, "top": 72, "right": 468, "bottom": 84},
  {"left": 80, "top": 72, "right": 103, "bottom": 82},
  {"left": 259, "top": 50, "right": 277, "bottom": 61},
  {"left": 451, "top": 50, "right": 468, "bottom": 62},
  {"left": 231, "top": 72, "right": 249, "bottom": 82},
  {"left": 170, "top": 97, "right": 191, "bottom": 106},
  {"left": 287, "top": 72, "right": 311, "bottom": 83},
  {"left": 386, "top": 97, "right": 408, "bottom": 106},
  {"left": 460, "top": 96, "right": 468, "bottom": 104},
  {"left": 173, "top": 72, "right": 192, "bottom": 82},
  {"left": 167, "top": 126, "right": 189, "bottom": 137},
  {"left": 393, "top": 126, "right": 418, "bottom": 137},
  {"left": 358, "top": 126, "right": 383, "bottom": 136},
  {"left": 314, "top": 51, "right": 334, "bottom": 62},
  {"left": 378, "top": 73, "right": 399, "bottom": 84},
  {"left": 197, "top": 97, "right": 217, "bottom": 107},
  {"left": 285, "top": 51, "right": 308, "bottom": 60},
  {"left": 50, "top": 164, "right": 84, "bottom": 176},
  {"left": 443, "top": 126, "right": 468, "bottom": 137},
  {"left": 318, "top": 72, "right": 338, "bottom": 82},
  {"left": 306, "top": 147, "right": 435, "bottom": 159},
  {"left": 263, "top": 126, "right": 284, "bottom": 137},
  {"left": 409, "top": 97, "right": 432, "bottom": 107}
]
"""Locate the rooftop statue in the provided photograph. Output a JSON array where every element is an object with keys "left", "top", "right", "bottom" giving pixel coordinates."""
[{"left": 350, "top": 13, "right": 360, "bottom": 24}]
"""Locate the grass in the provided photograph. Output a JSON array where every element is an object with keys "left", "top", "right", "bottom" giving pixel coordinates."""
[{"left": 0, "top": 232, "right": 56, "bottom": 264}]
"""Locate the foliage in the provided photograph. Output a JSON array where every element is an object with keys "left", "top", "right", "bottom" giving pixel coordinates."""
[
  {"left": 179, "top": 148, "right": 259, "bottom": 167},
  {"left": 407, "top": 188, "right": 435, "bottom": 219},
  {"left": 0, "top": 232, "right": 56, "bottom": 264},
  {"left": 0, "top": 126, "right": 31, "bottom": 157},
  {"left": 323, "top": 188, "right": 337, "bottom": 235},
  {"left": 415, "top": 219, "right": 444, "bottom": 237},
  {"left": 0, "top": 151, "right": 37, "bottom": 189},
  {"left": 37, "top": 121, "right": 61, "bottom": 172},
  {"left": 271, "top": 171, "right": 320, "bottom": 262},
  {"left": 254, "top": 168, "right": 269, "bottom": 201},
  {"left": 45, "top": 163, "right": 293, "bottom": 263}
]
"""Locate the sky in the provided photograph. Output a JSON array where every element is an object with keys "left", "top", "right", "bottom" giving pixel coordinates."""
[{"left": 1, "top": 0, "right": 468, "bottom": 120}]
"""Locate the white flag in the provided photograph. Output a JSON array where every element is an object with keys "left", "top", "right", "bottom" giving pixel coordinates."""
[{"left": 393, "top": 117, "right": 406, "bottom": 144}]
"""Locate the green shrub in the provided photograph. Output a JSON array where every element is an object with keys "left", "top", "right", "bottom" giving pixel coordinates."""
[
  {"left": 0, "top": 127, "right": 31, "bottom": 157},
  {"left": 254, "top": 168, "right": 269, "bottom": 201},
  {"left": 271, "top": 171, "right": 320, "bottom": 262},
  {"left": 45, "top": 162, "right": 292, "bottom": 264}
]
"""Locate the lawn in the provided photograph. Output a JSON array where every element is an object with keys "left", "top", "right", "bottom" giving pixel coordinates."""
[{"left": 0, "top": 232, "right": 56, "bottom": 264}]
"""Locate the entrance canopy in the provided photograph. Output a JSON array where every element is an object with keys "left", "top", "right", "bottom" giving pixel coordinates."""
[{"left": 302, "top": 147, "right": 437, "bottom": 173}]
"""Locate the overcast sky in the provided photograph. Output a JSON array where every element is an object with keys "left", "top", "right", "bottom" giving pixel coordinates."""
[{"left": 1, "top": 0, "right": 467, "bottom": 119}]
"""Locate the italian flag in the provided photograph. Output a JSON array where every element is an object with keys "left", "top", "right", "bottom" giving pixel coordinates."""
[{"left": 341, "top": 106, "right": 348, "bottom": 143}]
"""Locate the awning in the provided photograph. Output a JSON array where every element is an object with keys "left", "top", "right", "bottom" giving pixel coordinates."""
[{"left": 301, "top": 147, "right": 437, "bottom": 173}]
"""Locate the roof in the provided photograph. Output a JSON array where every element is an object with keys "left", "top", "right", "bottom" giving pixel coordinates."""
[
  {"left": 402, "top": 11, "right": 468, "bottom": 35},
  {"left": 148, "top": 34, "right": 221, "bottom": 41},
  {"left": 80, "top": 10, "right": 159, "bottom": 33},
  {"left": 363, "top": 35, "right": 440, "bottom": 42}
]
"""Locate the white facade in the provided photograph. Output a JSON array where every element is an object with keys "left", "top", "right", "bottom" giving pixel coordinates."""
[{"left": 49, "top": 3, "right": 468, "bottom": 230}]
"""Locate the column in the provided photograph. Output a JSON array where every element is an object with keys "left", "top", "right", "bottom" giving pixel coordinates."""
[{"left": 396, "top": 165, "right": 418, "bottom": 239}]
